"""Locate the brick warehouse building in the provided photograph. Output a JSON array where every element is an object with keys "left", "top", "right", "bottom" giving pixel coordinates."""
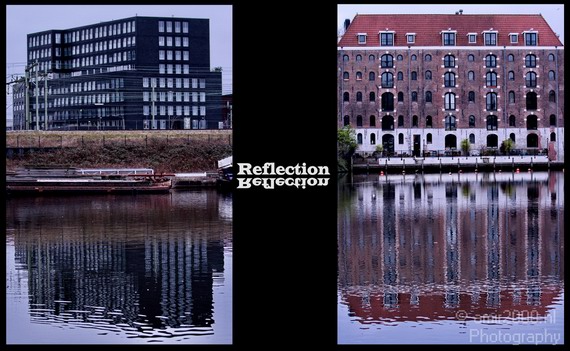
[
  {"left": 338, "top": 13, "right": 564, "bottom": 161},
  {"left": 12, "top": 16, "right": 222, "bottom": 130}
]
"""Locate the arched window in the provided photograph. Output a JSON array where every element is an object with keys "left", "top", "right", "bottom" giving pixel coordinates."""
[
  {"left": 369, "top": 71, "right": 376, "bottom": 81},
  {"left": 425, "top": 54, "right": 432, "bottom": 61},
  {"left": 397, "top": 71, "right": 404, "bottom": 81},
  {"left": 343, "top": 92, "right": 349, "bottom": 102},
  {"left": 525, "top": 72, "right": 537, "bottom": 87},
  {"left": 343, "top": 115, "right": 350, "bottom": 126},
  {"left": 381, "top": 72, "right": 394, "bottom": 88},
  {"left": 526, "top": 92, "right": 537, "bottom": 110},
  {"left": 411, "top": 91, "right": 418, "bottom": 102},
  {"left": 343, "top": 72, "right": 349, "bottom": 80},
  {"left": 485, "top": 54, "right": 496, "bottom": 68},
  {"left": 425, "top": 70, "right": 432, "bottom": 80},
  {"left": 412, "top": 115, "right": 418, "bottom": 127},
  {"left": 356, "top": 71, "right": 362, "bottom": 80},
  {"left": 411, "top": 54, "right": 417, "bottom": 61},
  {"left": 548, "top": 70, "right": 555, "bottom": 80},
  {"left": 342, "top": 54, "right": 349, "bottom": 62},
  {"left": 487, "top": 134, "right": 498, "bottom": 148},
  {"left": 508, "top": 71, "right": 515, "bottom": 80},
  {"left": 369, "top": 54, "right": 375, "bottom": 62},
  {"left": 381, "top": 92, "right": 394, "bottom": 111},
  {"left": 357, "top": 133, "right": 363, "bottom": 144},
  {"left": 548, "top": 53, "right": 555, "bottom": 62},
  {"left": 398, "top": 133, "right": 404, "bottom": 144},
  {"left": 444, "top": 54, "right": 455, "bottom": 68},
  {"left": 411, "top": 71, "right": 417, "bottom": 80},
  {"left": 370, "top": 133, "right": 376, "bottom": 145},
  {"left": 526, "top": 115, "right": 538, "bottom": 130},
  {"left": 549, "top": 114, "right": 556, "bottom": 126},
  {"left": 444, "top": 72, "right": 456, "bottom": 87},
  {"left": 356, "top": 115, "right": 363, "bottom": 126},
  {"left": 356, "top": 92, "right": 363, "bottom": 102},
  {"left": 486, "top": 71, "right": 497, "bottom": 87},
  {"left": 381, "top": 54, "right": 394, "bottom": 68},
  {"left": 486, "top": 92, "right": 498, "bottom": 111},
  {"left": 526, "top": 133, "right": 538, "bottom": 148},
  {"left": 468, "top": 54, "right": 475, "bottom": 62},
  {"left": 369, "top": 92, "right": 376, "bottom": 102},
  {"left": 468, "top": 91, "right": 475, "bottom": 102},
  {"left": 397, "top": 115, "right": 404, "bottom": 127},
  {"left": 396, "top": 54, "right": 403, "bottom": 61},
  {"left": 382, "top": 115, "right": 394, "bottom": 131},
  {"left": 525, "top": 54, "right": 536, "bottom": 68},
  {"left": 426, "top": 133, "right": 432, "bottom": 144},
  {"left": 486, "top": 115, "right": 498, "bottom": 130},
  {"left": 507, "top": 54, "right": 514, "bottom": 62},
  {"left": 508, "top": 91, "right": 515, "bottom": 103},
  {"left": 550, "top": 132, "right": 556, "bottom": 142},
  {"left": 509, "top": 133, "right": 516, "bottom": 143},
  {"left": 397, "top": 91, "right": 404, "bottom": 102},
  {"left": 445, "top": 134, "right": 457, "bottom": 149},
  {"left": 509, "top": 115, "right": 516, "bottom": 127},
  {"left": 356, "top": 54, "right": 362, "bottom": 62},
  {"left": 370, "top": 115, "right": 376, "bottom": 127},
  {"left": 469, "top": 133, "right": 475, "bottom": 144},
  {"left": 469, "top": 115, "right": 475, "bottom": 127},
  {"left": 548, "top": 90, "right": 556, "bottom": 102},
  {"left": 444, "top": 93, "right": 456, "bottom": 110},
  {"left": 445, "top": 115, "right": 456, "bottom": 130},
  {"left": 425, "top": 91, "right": 432, "bottom": 103},
  {"left": 426, "top": 115, "right": 433, "bottom": 128},
  {"left": 468, "top": 71, "right": 475, "bottom": 80}
]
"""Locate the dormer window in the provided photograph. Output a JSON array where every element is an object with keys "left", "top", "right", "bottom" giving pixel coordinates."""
[
  {"left": 523, "top": 31, "right": 538, "bottom": 46},
  {"left": 467, "top": 33, "right": 477, "bottom": 44},
  {"left": 509, "top": 33, "right": 518, "bottom": 44},
  {"left": 483, "top": 31, "right": 498, "bottom": 46},
  {"left": 442, "top": 30, "right": 456, "bottom": 46},
  {"left": 406, "top": 33, "right": 416, "bottom": 44},
  {"left": 357, "top": 33, "right": 367, "bottom": 44},
  {"left": 379, "top": 31, "right": 394, "bottom": 46}
]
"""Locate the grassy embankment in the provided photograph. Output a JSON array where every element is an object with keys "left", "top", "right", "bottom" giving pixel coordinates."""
[{"left": 6, "top": 130, "right": 232, "bottom": 173}]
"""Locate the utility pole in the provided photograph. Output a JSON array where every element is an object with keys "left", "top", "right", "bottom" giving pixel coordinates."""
[
  {"left": 35, "top": 60, "right": 39, "bottom": 131},
  {"left": 151, "top": 81, "right": 155, "bottom": 130},
  {"left": 24, "top": 69, "right": 29, "bottom": 130},
  {"left": 44, "top": 65, "right": 48, "bottom": 130}
]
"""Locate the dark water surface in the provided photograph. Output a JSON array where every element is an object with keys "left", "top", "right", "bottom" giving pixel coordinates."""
[
  {"left": 6, "top": 190, "right": 232, "bottom": 344},
  {"left": 338, "top": 171, "right": 564, "bottom": 344}
]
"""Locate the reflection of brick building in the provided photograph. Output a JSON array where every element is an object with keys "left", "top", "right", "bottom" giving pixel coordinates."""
[
  {"left": 338, "top": 172, "right": 564, "bottom": 323},
  {"left": 338, "top": 13, "right": 564, "bottom": 160}
]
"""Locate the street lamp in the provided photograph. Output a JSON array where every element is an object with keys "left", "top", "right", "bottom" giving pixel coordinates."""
[{"left": 78, "top": 109, "right": 82, "bottom": 130}]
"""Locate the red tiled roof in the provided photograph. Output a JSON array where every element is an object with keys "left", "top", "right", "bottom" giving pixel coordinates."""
[{"left": 338, "top": 14, "right": 563, "bottom": 47}]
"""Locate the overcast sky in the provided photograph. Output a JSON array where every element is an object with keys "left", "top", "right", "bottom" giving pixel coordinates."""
[
  {"left": 5, "top": 5, "right": 232, "bottom": 96},
  {"left": 338, "top": 4, "right": 564, "bottom": 44}
]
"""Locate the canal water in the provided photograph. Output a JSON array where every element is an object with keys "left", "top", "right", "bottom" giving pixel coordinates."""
[
  {"left": 338, "top": 171, "right": 564, "bottom": 344},
  {"left": 6, "top": 190, "right": 232, "bottom": 344}
]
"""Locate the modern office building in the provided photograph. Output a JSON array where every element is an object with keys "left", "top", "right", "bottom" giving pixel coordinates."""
[
  {"left": 338, "top": 13, "right": 564, "bottom": 161},
  {"left": 12, "top": 16, "right": 222, "bottom": 130}
]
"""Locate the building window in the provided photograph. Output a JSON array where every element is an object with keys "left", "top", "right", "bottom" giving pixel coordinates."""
[
  {"left": 397, "top": 92, "right": 404, "bottom": 102},
  {"left": 507, "top": 54, "right": 514, "bottom": 62},
  {"left": 183, "top": 22, "right": 188, "bottom": 33},
  {"left": 381, "top": 93, "right": 394, "bottom": 111},
  {"left": 548, "top": 53, "right": 555, "bottom": 62},
  {"left": 548, "top": 70, "right": 556, "bottom": 80},
  {"left": 356, "top": 92, "right": 363, "bottom": 102},
  {"left": 397, "top": 71, "right": 403, "bottom": 80},
  {"left": 356, "top": 54, "right": 362, "bottom": 61},
  {"left": 509, "top": 91, "right": 516, "bottom": 103},
  {"left": 550, "top": 132, "right": 556, "bottom": 142},
  {"left": 487, "top": 134, "right": 498, "bottom": 148},
  {"left": 444, "top": 72, "right": 455, "bottom": 87},
  {"left": 510, "top": 34, "right": 518, "bottom": 44},
  {"left": 469, "top": 115, "right": 476, "bottom": 127},
  {"left": 398, "top": 133, "right": 404, "bottom": 144},
  {"left": 407, "top": 34, "right": 416, "bottom": 44},
  {"left": 343, "top": 115, "right": 350, "bottom": 126},
  {"left": 412, "top": 115, "right": 418, "bottom": 127},
  {"left": 369, "top": 92, "right": 376, "bottom": 102},
  {"left": 369, "top": 71, "right": 376, "bottom": 81},
  {"left": 158, "top": 21, "right": 165, "bottom": 32},
  {"left": 469, "top": 133, "right": 475, "bottom": 144},
  {"left": 486, "top": 71, "right": 497, "bottom": 87},
  {"left": 426, "top": 116, "right": 432, "bottom": 128},
  {"left": 525, "top": 72, "right": 537, "bottom": 87},
  {"left": 484, "top": 32, "right": 497, "bottom": 46},
  {"left": 508, "top": 71, "right": 515, "bottom": 80},
  {"left": 486, "top": 92, "right": 498, "bottom": 111},
  {"left": 411, "top": 54, "right": 417, "bottom": 61},
  {"left": 356, "top": 115, "right": 363, "bottom": 126},
  {"left": 397, "top": 115, "right": 404, "bottom": 127},
  {"left": 342, "top": 54, "right": 349, "bottom": 62},
  {"left": 444, "top": 54, "right": 455, "bottom": 68},
  {"left": 444, "top": 93, "right": 456, "bottom": 110},
  {"left": 357, "top": 33, "right": 367, "bottom": 44},
  {"left": 166, "top": 21, "right": 172, "bottom": 32},
  {"left": 468, "top": 91, "right": 475, "bottom": 102},
  {"left": 381, "top": 72, "right": 394, "bottom": 88},
  {"left": 381, "top": 54, "right": 393, "bottom": 68},
  {"left": 549, "top": 90, "right": 556, "bottom": 102},
  {"left": 411, "top": 91, "right": 417, "bottom": 102},
  {"left": 158, "top": 36, "right": 165, "bottom": 46},
  {"left": 380, "top": 32, "right": 394, "bottom": 46},
  {"left": 343, "top": 72, "right": 349, "bottom": 80},
  {"left": 425, "top": 91, "right": 432, "bottom": 103},
  {"left": 443, "top": 32, "right": 456, "bottom": 46},
  {"left": 486, "top": 115, "right": 498, "bottom": 130},
  {"left": 445, "top": 115, "right": 456, "bottom": 131},
  {"left": 526, "top": 92, "right": 538, "bottom": 110},
  {"left": 370, "top": 115, "right": 376, "bottom": 127},
  {"left": 356, "top": 71, "right": 363, "bottom": 80},
  {"left": 549, "top": 114, "right": 556, "bottom": 126},
  {"left": 426, "top": 133, "right": 432, "bottom": 144},
  {"left": 468, "top": 54, "right": 475, "bottom": 62},
  {"left": 396, "top": 54, "right": 403, "bottom": 61},
  {"left": 525, "top": 54, "right": 536, "bottom": 68},
  {"left": 524, "top": 32, "right": 537, "bottom": 46},
  {"left": 468, "top": 71, "right": 475, "bottom": 80},
  {"left": 485, "top": 54, "right": 497, "bottom": 68},
  {"left": 526, "top": 115, "right": 538, "bottom": 130},
  {"left": 411, "top": 71, "right": 417, "bottom": 80},
  {"left": 357, "top": 133, "right": 363, "bottom": 145},
  {"left": 468, "top": 34, "right": 476, "bottom": 43},
  {"left": 509, "top": 115, "right": 516, "bottom": 127},
  {"left": 425, "top": 54, "right": 432, "bottom": 62},
  {"left": 369, "top": 54, "right": 375, "bottom": 62},
  {"left": 425, "top": 70, "right": 432, "bottom": 80},
  {"left": 166, "top": 37, "right": 172, "bottom": 46},
  {"left": 343, "top": 92, "right": 349, "bottom": 102}
]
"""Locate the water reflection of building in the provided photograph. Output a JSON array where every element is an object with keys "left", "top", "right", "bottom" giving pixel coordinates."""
[
  {"left": 338, "top": 172, "right": 564, "bottom": 323},
  {"left": 8, "top": 192, "right": 230, "bottom": 331}
]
